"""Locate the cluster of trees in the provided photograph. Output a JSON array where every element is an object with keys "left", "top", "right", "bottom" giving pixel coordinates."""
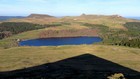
[
  {"left": 0, "top": 22, "right": 71, "bottom": 39},
  {"left": 81, "top": 23, "right": 109, "bottom": 35},
  {"left": 82, "top": 22, "right": 140, "bottom": 48},
  {"left": 114, "top": 38, "right": 140, "bottom": 48},
  {"left": 102, "top": 29, "right": 140, "bottom": 48},
  {"left": 0, "top": 22, "right": 44, "bottom": 34},
  {"left": 0, "top": 22, "right": 44, "bottom": 39},
  {"left": 44, "top": 22, "right": 71, "bottom": 27},
  {"left": 108, "top": 22, "right": 140, "bottom": 48},
  {"left": 124, "top": 22, "right": 140, "bottom": 37},
  {"left": 124, "top": 22, "right": 140, "bottom": 31},
  {"left": 0, "top": 31, "right": 12, "bottom": 39},
  {"left": 82, "top": 23, "right": 109, "bottom": 30},
  {"left": 114, "top": 22, "right": 140, "bottom": 48},
  {"left": 44, "top": 23, "right": 62, "bottom": 27}
]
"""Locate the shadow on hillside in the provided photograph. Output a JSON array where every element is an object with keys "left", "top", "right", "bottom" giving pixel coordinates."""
[{"left": 0, "top": 54, "right": 140, "bottom": 79}]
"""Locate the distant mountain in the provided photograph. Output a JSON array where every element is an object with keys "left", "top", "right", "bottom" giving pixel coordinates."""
[
  {"left": 4, "top": 14, "right": 58, "bottom": 24},
  {"left": 27, "top": 14, "right": 55, "bottom": 18},
  {"left": 0, "top": 16, "right": 25, "bottom": 21}
]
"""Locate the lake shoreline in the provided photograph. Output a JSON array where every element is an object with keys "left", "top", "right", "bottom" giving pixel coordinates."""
[
  {"left": 19, "top": 37, "right": 102, "bottom": 46},
  {"left": 19, "top": 35, "right": 100, "bottom": 41}
]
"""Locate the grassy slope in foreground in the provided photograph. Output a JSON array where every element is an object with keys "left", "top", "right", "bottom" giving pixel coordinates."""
[{"left": 0, "top": 45, "right": 140, "bottom": 72}]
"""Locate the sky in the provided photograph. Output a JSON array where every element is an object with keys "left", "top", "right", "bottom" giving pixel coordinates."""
[{"left": 0, "top": 0, "right": 140, "bottom": 16}]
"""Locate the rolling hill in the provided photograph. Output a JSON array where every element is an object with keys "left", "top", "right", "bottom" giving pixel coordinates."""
[{"left": 4, "top": 14, "right": 139, "bottom": 29}]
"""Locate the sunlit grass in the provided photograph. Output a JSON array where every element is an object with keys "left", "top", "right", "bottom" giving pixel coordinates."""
[{"left": 0, "top": 45, "right": 140, "bottom": 72}]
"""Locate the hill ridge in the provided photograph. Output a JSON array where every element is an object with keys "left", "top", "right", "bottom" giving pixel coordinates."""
[{"left": 27, "top": 13, "right": 55, "bottom": 18}]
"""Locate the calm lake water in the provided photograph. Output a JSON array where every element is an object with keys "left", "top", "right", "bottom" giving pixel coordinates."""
[{"left": 19, "top": 37, "right": 102, "bottom": 46}]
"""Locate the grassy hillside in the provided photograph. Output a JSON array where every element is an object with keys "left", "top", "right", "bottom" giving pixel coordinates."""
[
  {"left": 6, "top": 14, "right": 139, "bottom": 29},
  {"left": 0, "top": 45, "right": 140, "bottom": 71},
  {"left": 0, "top": 45, "right": 140, "bottom": 78}
]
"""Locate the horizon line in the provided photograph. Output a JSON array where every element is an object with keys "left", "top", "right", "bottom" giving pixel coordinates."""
[{"left": 0, "top": 13, "right": 140, "bottom": 17}]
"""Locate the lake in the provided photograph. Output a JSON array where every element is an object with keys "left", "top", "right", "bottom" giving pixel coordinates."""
[{"left": 19, "top": 37, "right": 102, "bottom": 46}]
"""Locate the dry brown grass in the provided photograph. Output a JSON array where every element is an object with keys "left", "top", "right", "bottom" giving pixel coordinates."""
[{"left": 0, "top": 45, "right": 140, "bottom": 72}]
